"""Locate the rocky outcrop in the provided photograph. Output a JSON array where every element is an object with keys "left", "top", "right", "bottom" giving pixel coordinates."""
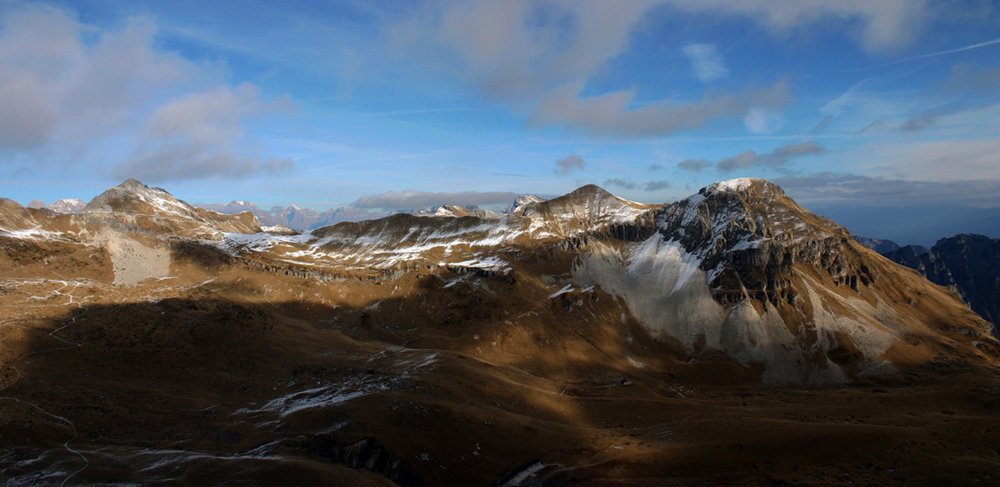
[
  {"left": 502, "top": 195, "right": 545, "bottom": 216},
  {"left": 570, "top": 178, "right": 994, "bottom": 383},
  {"left": 305, "top": 436, "right": 420, "bottom": 486},
  {"left": 885, "top": 234, "right": 1000, "bottom": 335},
  {"left": 658, "top": 178, "right": 874, "bottom": 307}
]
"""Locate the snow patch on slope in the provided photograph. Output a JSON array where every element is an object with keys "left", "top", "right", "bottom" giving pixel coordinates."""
[{"left": 0, "top": 226, "right": 66, "bottom": 241}]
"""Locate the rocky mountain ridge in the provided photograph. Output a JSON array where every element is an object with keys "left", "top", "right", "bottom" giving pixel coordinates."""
[
  {"left": 195, "top": 200, "right": 384, "bottom": 231},
  {"left": 884, "top": 234, "right": 1000, "bottom": 335},
  {"left": 3, "top": 177, "right": 999, "bottom": 486},
  {"left": 220, "top": 178, "right": 995, "bottom": 383},
  {"left": 198, "top": 195, "right": 547, "bottom": 231}
]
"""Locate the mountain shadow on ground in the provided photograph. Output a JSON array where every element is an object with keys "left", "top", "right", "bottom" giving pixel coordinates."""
[{"left": 4, "top": 282, "right": 1000, "bottom": 486}]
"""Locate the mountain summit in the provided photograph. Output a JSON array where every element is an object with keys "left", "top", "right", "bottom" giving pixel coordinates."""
[
  {"left": 2, "top": 177, "right": 998, "bottom": 486},
  {"left": 218, "top": 179, "right": 996, "bottom": 383},
  {"left": 83, "top": 178, "right": 261, "bottom": 237}
]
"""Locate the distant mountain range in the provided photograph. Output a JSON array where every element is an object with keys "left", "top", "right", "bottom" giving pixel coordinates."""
[
  {"left": 851, "top": 236, "right": 902, "bottom": 254},
  {"left": 194, "top": 201, "right": 384, "bottom": 231},
  {"left": 195, "top": 198, "right": 547, "bottom": 232},
  {"left": 886, "top": 235, "right": 1000, "bottom": 335},
  {"left": 815, "top": 204, "right": 1000, "bottom": 248},
  {"left": 27, "top": 198, "right": 86, "bottom": 213}
]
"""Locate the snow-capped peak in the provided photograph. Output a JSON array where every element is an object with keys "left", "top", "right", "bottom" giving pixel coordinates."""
[
  {"left": 699, "top": 178, "right": 785, "bottom": 203},
  {"left": 47, "top": 199, "right": 86, "bottom": 213}
]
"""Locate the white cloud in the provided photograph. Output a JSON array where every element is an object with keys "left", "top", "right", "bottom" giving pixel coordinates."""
[
  {"left": 389, "top": 0, "right": 933, "bottom": 102},
  {"left": 776, "top": 172, "right": 1000, "bottom": 207},
  {"left": 603, "top": 178, "right": 671, "bottom": 192},
  {"left": 388, "top": 0, "right": 931, "bottom": 138},
  {"left": 682, "top": 43, "right": 728, "bottom": 83},
  {"left": 531, "top": 81, "right": 789, "bottom": 137},
  {"left": 744, "top": 108, "right": 785, "bottom": 134},
  {"left": 0, "top": 4, "right": 292, "bottom": 181},
  {"left": 0, "top": 5, "right": 195, "bottom": 153},
  {"left": 677, "top": 158, "right": 712, "bottom": 172},
  {"left": 664, "top": 0, "right": 931, "bottom": 53},
  {"left": 114, "top": 84, "right": 295, "bottom": 181},
  {"left": 389, "top": 0, "right": 664, "bottom": 101}
]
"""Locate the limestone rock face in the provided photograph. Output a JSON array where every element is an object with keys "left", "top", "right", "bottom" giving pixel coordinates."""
[
  {"left": 886, "top": 234, "right": 1000, "bottom": 335},
  {"left": 570, "top": 178, "right": 995, "bottom": 382},
  {"left": 659, "top": 178, "right": 873, "bottom": 306}
]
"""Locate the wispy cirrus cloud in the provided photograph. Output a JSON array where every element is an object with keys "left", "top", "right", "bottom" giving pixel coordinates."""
[
  {"left": 530, "top": 81, "right": 790, "bottom": 137},
  {"left": 683, "top": 43, "right": 729, "bottom": 83},
  {"left": 387, "top": 1, "right": 937, "bottom": 139}
]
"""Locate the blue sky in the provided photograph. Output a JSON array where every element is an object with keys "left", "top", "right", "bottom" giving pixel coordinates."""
[{"left": 2, "top": 1, "right": 1000, "bottom": 227}]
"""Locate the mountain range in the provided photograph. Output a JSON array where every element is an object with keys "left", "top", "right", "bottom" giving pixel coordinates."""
[
  {"left": 813, "top": 204, "right": 1000, "bottom": 248},
  {"left": 851, "top": 234, "right": 1000, "bottom": 338},
  {"left": 27, "top": 198, "right": 86, "bottom": 213},
  {"left": 2, "top": 178, "right": 999, "bottom": 486},
  {"left": 36, "top": 193, "right": 550, "bottom": 233},
  {"left": 883, "top": 235, "right": 1000, "bottom": 334},
  {"left": 189, "top": 200, "right": 381, "bottom": 231}
]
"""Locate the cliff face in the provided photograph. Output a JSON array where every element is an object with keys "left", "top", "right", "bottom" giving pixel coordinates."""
[
  {"left": 885, "top": 234, "right": 1000, "bottom": 335},
  {"left": 658, "top": 178, "right": 870, "bottom": 307},
  {"left": 567, "top": 179, "right": 996, "bottom": 383}
]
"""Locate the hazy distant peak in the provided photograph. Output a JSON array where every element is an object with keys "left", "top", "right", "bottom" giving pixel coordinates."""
[
  {"left": 44, "top": 199, "right": 86, "bottom": 214},
  {"left": 853, "top": 236, "right": 901, "bottom": 254},
  {"left": 27, "top": 200, "right": 45, "bottom": 209}
]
